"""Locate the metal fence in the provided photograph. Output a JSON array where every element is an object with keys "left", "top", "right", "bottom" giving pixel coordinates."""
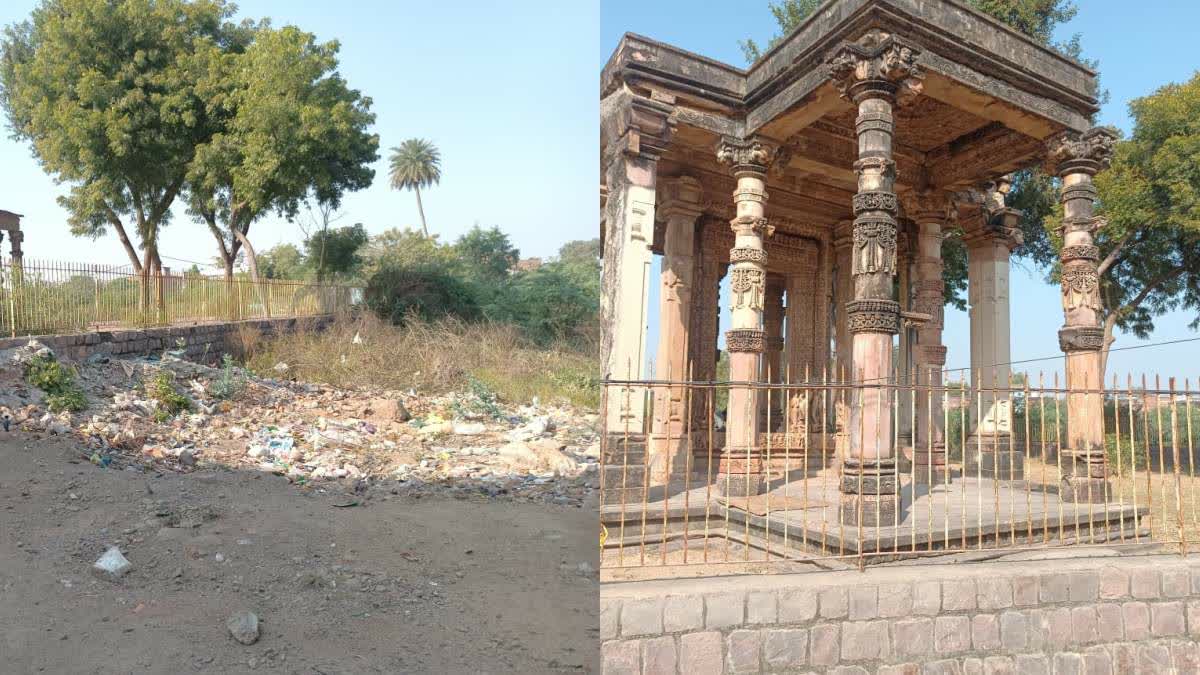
[
  {"left": 0, "top": 257, "right": 361, "bottom": 337},
  {"left": 600, "top": 370, "right": 1200, "bottom": 575}
]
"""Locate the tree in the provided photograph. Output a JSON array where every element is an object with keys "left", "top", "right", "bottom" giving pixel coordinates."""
[
  {"left": 388, "top": 138, "right": 442, "bottom": 238},
  {"left": 361, "top": 227, "right": 454, "bottom": 275},
  {"left": 305, "top": 223, "right": 368, "bottom": 282},
  {"left": 1, "top": 0, "right": 232, "bottom": 306},
  {"left": 258, "top": 243, "right": 307, "bottom": 280},
  {"left": 452, "top": 225, "right": 519, "bottom": 282},
  {"left": 187, "top": 23, "right": 378, "bottom": 284}
]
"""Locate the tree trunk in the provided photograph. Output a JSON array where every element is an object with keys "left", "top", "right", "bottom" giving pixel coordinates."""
[
  {"left": 414, "top": 187, "right": 429, "bottom": 238},
  {"left": 231, "top": 228, "right": 268, "bottom": 317}
]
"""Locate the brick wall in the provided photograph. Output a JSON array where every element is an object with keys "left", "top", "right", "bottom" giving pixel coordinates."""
[
  {"left": 0, "top": 316, "right": 333, "bottom": 364},
  {"left": 600, "top": 555, "right": 1200, "bottom": 674}
]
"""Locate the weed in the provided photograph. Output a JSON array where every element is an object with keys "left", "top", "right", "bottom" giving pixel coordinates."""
[
  {"left": 24, "top": 354, "right": 87, "bottom": 412},
  {"left": 147, "top": 370, "right": 192, "bottom": 418},
  {"left": 210, "top": 354, "right": 248, "bottom": 400},
  {"left": 451, "top": 376, "right": 503, "bottom": 420}
]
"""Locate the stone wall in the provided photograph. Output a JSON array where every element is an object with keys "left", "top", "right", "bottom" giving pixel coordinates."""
[
  {"left": 601, "top": 554, "right": 1200, "bottom": 674},
  {"left": 0, "top": 316, "right": 334, "bottom": 364}
]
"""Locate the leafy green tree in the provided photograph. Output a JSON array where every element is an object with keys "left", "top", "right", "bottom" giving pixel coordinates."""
[
  {"left": 187, "top": 23, "right": 378, "bottom": 283},
  {"left": 366, "top": 262, "right": 479, "bottom": 324},
  {"left": 388, "top": 138, "right": 442, "bottom": 238},
  {"left": 361, "top": 227, "right": 455, "bottom": 275},
  {"left": 452, "top": 225, "right": 519, "bottom": 282},
  {"left": 258, "top": 243, "right": 307, "bottom": 280},
  {"left": 305, "top": 223, "right": 368, "bottom": 282},
  {"left": 1, "top": 0, "right": 231, "bottom": 301}
]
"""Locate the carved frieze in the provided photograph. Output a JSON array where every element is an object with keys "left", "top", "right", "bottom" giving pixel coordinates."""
[
  {"left": 854, "top": 156, "right": 898, "bottom": 180},
  {"left": 852, "top": 217, "right": 898, "bottom": 275},
  {"left": 911, "top": 296, "right": 945, "bottom": 329},
  {"left": 726, "top": 328, "right": 766, "bottom": 353},
  {"left": 1061, "top": 266, "right": 1101, "bottom": 312},
  {"left": 1044, "top": 127, "right": 1118, "bottom": 177},
  {"left": 846, "top": 299, "right": 901, "bottom": 334},
  {"left": 853, "top": 191, "right": 899, "bottom": 215},
  {"left": 826, "top": 30, "right": 924, "bottom": 104},
  {"left": 730, "top": 268, "right": 766, "bottom": 310},
  {"left": 916, "top": 344, "right": 948, "bottom": 366},
  {"left": 729, "top": 247, "right": 767, "bottom": 265},
  {"left": 1058, "top": 326, "right": 1105, "bottom": 352},
  {"left": 1060, "top": 245, "right": 1100, "bottom": 263},
  {"left": 1060, "top": 183, "right": 1099, "bottom": 204}
]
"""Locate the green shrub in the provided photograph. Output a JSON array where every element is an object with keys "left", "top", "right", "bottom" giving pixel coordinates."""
[
  {"left": 366, "top": 262, "right": 480, "bottom": 324},
  {"left": 451, "top": 376, "right": 502, "bottom": 419},
  {"left": 147, "top": 370, "right": 192, "bottom": 418},
  {"left": 24, "top": 353, "right": 87, "bottom": 412},
  {"left": 210, "top": 354, "right": 247, "bottom": 400}
]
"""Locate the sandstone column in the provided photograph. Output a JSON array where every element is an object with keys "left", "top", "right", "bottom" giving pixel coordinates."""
[
  {"left": 910, "top": 196, "right": 950, "bottom": 485},
  {"left": 599, "top": 92, "right": 674, "bottom": 435},
  {"left": 761, "top": 274, "right": 787, "bottom": 431},
  {"left": 1046, "top": 127, "right": 1118, "bottom": 503},
  {"left": 896, "top": 230, "right": 914, "bottom": 450},
  {"left": 715, "top": 136, "right": 776, "bottom": 497},
  {"left": 828, "top": 31, "right": 923, "bottom": 526},
  {"left": 832, "top": 219, "right": 854, "bottom": 380},
  {"left": 649, "top": 176, "right": 703, "bottom": 482},
  {"left": 963, "top": 184, "right": 1024, "bottom": 480}
]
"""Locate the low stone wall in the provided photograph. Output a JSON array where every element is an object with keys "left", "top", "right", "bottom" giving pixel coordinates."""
[
  {"left": 0, "top": 315, "right": 333, "bottom": 364},
  {"left": 601, "top": 554, "right": 1200, "bottom": 674}
]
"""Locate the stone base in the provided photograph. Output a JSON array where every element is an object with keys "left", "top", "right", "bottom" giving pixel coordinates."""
[
  {"left": 1060, "top": 476, "right": 1110, "bottom": 504},
  {"left": 964, "top": 435, "right": 1024, "bottom": 480},
  {"left": 913, "top": 445, "right": 950, "bottom": 486},
  {"left": 715, "top": 473, "right": 765, "bottom": 497},
  {"left": 839, "top": 493, "right": 899, "bottom": 527}
]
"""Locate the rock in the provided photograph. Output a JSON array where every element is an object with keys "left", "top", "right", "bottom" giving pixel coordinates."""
[
  {"left": 178, "top": 449, "right": 197, "bottom": 467},
  {"left": 452, "top": 422, "right": 486, "bottom": 436},
  {"left": 92, "top": 546, "right": 132, "bottom": 581},
  {"left": 227, "top": 610, "right": 260, "bottom": 645}
]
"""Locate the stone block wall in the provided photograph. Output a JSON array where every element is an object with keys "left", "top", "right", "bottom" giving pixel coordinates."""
[
  {"left": 0, "top": 316, "right": 333, "bottom": 364},
  {"left": 601, "top": 555, "right": 1200, "bottom": 674}
]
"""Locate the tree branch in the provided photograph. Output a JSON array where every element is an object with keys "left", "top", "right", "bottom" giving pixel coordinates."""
[
  {"left": 102, "top": 202, "right": 143, "bottom": 274},
  {"left": 1097, "top": 230, "right": 1137, "bottom": 276}
]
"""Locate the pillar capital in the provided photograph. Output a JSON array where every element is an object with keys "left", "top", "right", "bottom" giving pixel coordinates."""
[
  {"left": 657, "top": 175, "right": 704, "bottom": 222},
  {"left": 1044, "top": 126, "right": 1118, "bottom": 177},
  {"left": 715, "top": 136, "right": 778, "bottom": 175},
  {"left": 827, "top": 29, "right": 924, "bottom": 105},
  {"left": 600, "top": 90, "right": 676, "bottom": 163},
  {"left": 904, "top": 191, "right": 953, "bottom": 225}
]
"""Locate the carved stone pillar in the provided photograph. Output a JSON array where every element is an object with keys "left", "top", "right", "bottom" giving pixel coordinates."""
[
  {"left": 649, "top": 176, "right": 703, "bottom": 483},
  {"left": 600, "top": 92, "right": 674, "bottom": 435},
  {"left": 828, "top": 31, "right": 923, "bottom": 526},
  {"left": 910, "top": 196, "right": 950, "bottom": 485},
  {"left": 1047, "top": 127, "right": 1118, "bottom": 503},
  {"left": 687, "top": 229, "right": 722, "bottom": 428},
  {"left": 715, "top": 136, "right": 776, "bottom": 497},
  {"left": 964, "top": 181, "right": 1024, "bottom": 480},
  {"left": 761, "top": 274, "right": 787, "bottom": 431},
  {"left": 832, "top": 219, "right": 854, "bottom": 380},
  {"left": 896, "top": 226, "right": 914, "bottom": 451}
]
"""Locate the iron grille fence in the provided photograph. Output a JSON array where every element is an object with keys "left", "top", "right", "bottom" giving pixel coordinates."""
[
  {"left": 600, "top": 370, "right": 1200, "bottom": 575},
  {"left": 0, "top": 257, "right": 361, "bottom": 337}
]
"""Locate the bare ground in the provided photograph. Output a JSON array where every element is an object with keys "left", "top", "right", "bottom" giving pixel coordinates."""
[{"left": 0, "top": 433, "right": 598, "bottom": 674}]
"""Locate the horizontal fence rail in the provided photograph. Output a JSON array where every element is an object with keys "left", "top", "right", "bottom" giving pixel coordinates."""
[
  {"left": 600, "top": 369, "right": 1200, "bottom": 575},
  {"left": 0, "top": 257, "right": 361, "bottom": 337}
]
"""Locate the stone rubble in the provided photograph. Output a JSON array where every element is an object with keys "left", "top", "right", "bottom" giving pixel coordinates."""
[{"left": 0, "top": 340, "right": 600, "bottom": 506}]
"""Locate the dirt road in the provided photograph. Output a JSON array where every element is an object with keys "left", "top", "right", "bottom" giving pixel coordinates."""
[{"left": 0, "top": 433, "right": 598, "bottom": 674}]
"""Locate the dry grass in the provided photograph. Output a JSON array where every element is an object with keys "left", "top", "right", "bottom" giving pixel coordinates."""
[{"left": 242, "top": 313, "right": 599, "bottom": 409}]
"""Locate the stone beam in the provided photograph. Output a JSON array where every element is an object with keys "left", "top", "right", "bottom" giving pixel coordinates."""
[{"left": 927, "top": 122, "right": 1044, "bottom": 189}]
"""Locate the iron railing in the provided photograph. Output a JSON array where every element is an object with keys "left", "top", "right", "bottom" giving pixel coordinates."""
[
  {"left": 600, "top": 369, "right": 1200, "bottom": 576},
  {"left": 0, "top": 257, "right": 361, "bottom": 337}
]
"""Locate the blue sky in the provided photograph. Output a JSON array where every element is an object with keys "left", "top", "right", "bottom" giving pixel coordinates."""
[
  {"left": 601, "top": 0, "right": 1200, "bottom": 381},
  {"left": 0, "top": 0, "right": 599, "bottom": 266}
]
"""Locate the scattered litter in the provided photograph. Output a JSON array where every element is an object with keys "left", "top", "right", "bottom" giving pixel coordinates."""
[{"left": 92, "top": 546, "right": 132, "bottom": 581}]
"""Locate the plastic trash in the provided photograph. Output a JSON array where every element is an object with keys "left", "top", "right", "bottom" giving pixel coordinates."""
[{"left": 92, "top": 546, "right": 132, "bottom": 580}]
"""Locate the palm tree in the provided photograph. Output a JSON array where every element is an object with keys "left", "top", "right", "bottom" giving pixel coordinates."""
[{"left": 388, "top": 138, "right": 442, "bottom": 238}]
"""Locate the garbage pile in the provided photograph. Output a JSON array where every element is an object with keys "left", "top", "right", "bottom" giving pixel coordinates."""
[{"left": 0, "top": 340, "right": 600, "bottom": 506}]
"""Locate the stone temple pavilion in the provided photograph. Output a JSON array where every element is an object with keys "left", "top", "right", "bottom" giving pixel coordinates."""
[{"left": 599, "top": 0, "right": 1116, "bottom": 528}]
